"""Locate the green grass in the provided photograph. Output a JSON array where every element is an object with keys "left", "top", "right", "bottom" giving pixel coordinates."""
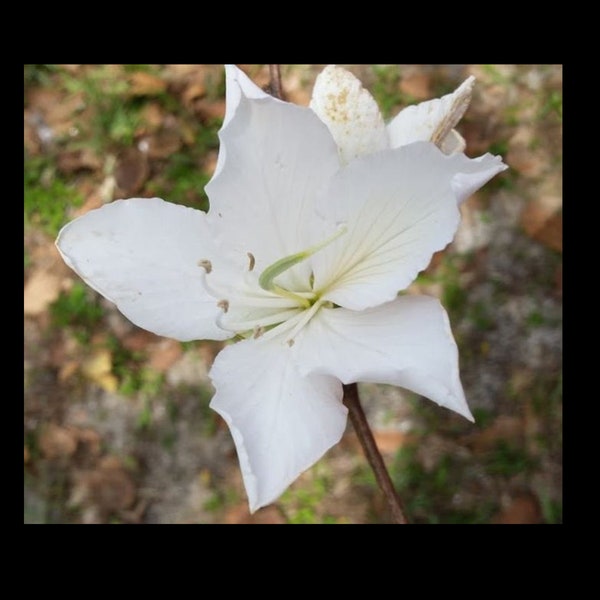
[
  {"left": 24, "top": 156, "right": 84, "bottom": 236},
  {"left": 370, "top": 65, "right": 409, "bottom": 119},
  {"left": 485, "top": 440, "right": 536, "bottom": 477},
  {"left": 392, "top": 445, "right": 497, "bottom": 524},
  {"left": 279, "top": 464, "right": 341, "bottom": 524},
  {"left": 50, "top": 282, "right": 104, "bottom": 343}
]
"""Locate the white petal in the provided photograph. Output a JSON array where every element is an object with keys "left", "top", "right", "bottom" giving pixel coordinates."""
[
  {"left": 211, "top": 65, "right": 272, "bottom": 183},
  {"left": 294, "top": 296, "right": 472, "bottom": 421},
  {"left": 209, "top": 336, "right": 347, "bottom": 512},
  {"left": 439, "top": 128, "right": 466, "bottom": 155},
  {"left": 223, "top": 65, "right": 270, "bottom": 127},
  {"left": 56, "top": 198, "right": 232, "bottom": 342},
  {"left": 311, "top": 142, "right": 505, "bottom": 310},
  {"left": 310, "top": 65, "right": 388, "bottom": 164},
  {"left": 206, "top": 82, "right": 340, "bottom": 291},
  {"left": 451, "top": 152, "right": 508, "bottom": 204},
  {"left": 387, "top": 77, "right": 474, "bottom": 153}
]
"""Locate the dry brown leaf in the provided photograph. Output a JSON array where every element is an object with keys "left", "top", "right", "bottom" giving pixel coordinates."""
[
  {"left": 58, "top": 360, "right": 79, "bottom": 383},
  {"left": 73, "top": 193, "right": 104, "bottom": 218},
  {"left": 57, "top": 148, "right": 102, "bottom": 174},
  {"left": 182, "top": 82, "right": 207, "bottom": 108},
  {"left": 75, "top": 428, "right": 103, "bottom": 457},
  {"left": 114, "top": 147, "right": 149, "bottom": 196},
  {"left": 373, "top": 430, "right": 412, "bottom": 454},
  {"left": 534, "top": 212, "right": 562, "bottom": 253},
  {"left": 521, "top": 197, "right": 562, "bottom": 252},
  {"left": 463, "top": 416, "right": 524, "bottom": 453},
  {"left": 192, "top": 99, "right": 226, "bottom": 121},
  {"left": 70, "top": 456, "right": 136, "bottom": 516},
  {"left": 24, "top": 270, "right": 62, "bottom": 316},
  {"left": 492, "top": 493, "right": 543, "bottom": 524},
  {"left": 39, "top": 424, "right": 78, "bottom": 459},
  {"left": 141, "top": 127, "right": 182, "bottom": 159},
  {"left": 224, "top": 503, "right": 286, "bottom": 524},
  {"left": 122, "top": 329, "right": 159, "bottom": 352},
  {"left": 140, "top": 102, "right": 166, "bottom": 130},
  {"left": 148, "top": 339, "right": 183, "bottom": 373},
  {"left": 400, "top": 72, "right": 432, "bottom": 100},
  {"left": 81, "top": 349, "right": 118, "bottom": 392},
  {"left": 128, "top": 72, "right": 167, "bottom": 96}
]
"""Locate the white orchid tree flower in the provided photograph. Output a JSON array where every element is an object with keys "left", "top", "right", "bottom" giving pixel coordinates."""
[
  {"left": 56, "top": 65, "right": 507, "bottom": 513},
  {"left": 310, "top": 65, "right": 476, "bottom": 164}
]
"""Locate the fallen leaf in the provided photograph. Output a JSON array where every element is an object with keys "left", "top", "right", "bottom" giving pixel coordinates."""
[
  {"left": 224, "top": 504, "right": 286, "bottom": 524},
  {"left": 534, "top": 212, "right": 562, "bottom": 253},
  {"left": 192, "top": 98, "right": 226, "bottom": 121},
  {"left": 492, "top": 493, "right": 543, "bottom": 524},
  {"left": 24, "top": 270, "right": 62, "bottom": 316},
  {"left": 70, "top": 456, "right": 136, "bottom": 517},
  {"left": 400, "top": 72, "right": 432, "bottom": 100},
  {"left": 140, "top": 102, "right": 166, "bottom": 130},
  {"left": 182, "top": 82, "right": 207, "bottom": 108},
  {"left": 140, "top": 127, "right": 182, "bottom": 159},
  {"left": 462, "top": 416, "right": 524, "bottom": 453},
  {"left": 73, "top": 192, "right": 104, "bottom": 218},
  {"left": 128, "top": 72, "right": 166, "bottom": 96},
  {"left": 148, "top": 339, "right": 183, "bottom": 373},
  {"left": 39, "top": 424, "right": 78, "bottom": 459},
  {"left": 81, "top": 349, "right": 119, "bottom": 392},
  {"left": 521, "top": 195, "right": 561, "bottom": 234},
  {"left": 75, "top": 428, "right": 103, "bottom": 457},
  {"left": 373, "top": 430, "right": 412, "bottom": 454},
  {"left": 57, "top": 148, "right": 101, "bottom": 174},
  {"left": 114, "top": 147, "right": 149, "bottom": 196},
  {"left": 122, "top": 329, "right": 159, "bottom": 352},
  {"left": 58, "top": 360, "right": 79, "bottom": 382}
]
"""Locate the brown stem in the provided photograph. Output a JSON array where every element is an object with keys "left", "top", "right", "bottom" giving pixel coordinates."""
[
  {"left": 343, "top": 383, "right": 409, "bottom": 524},
  {"left": 268, "top": 64, "right": 285, "bottom": 100}
]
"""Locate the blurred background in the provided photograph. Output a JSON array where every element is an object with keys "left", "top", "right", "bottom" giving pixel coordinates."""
[{"left": 24, "top": 64, "right": 562, "bottom": 524}]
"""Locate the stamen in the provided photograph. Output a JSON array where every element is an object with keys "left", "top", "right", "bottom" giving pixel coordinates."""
[
  {"left": 284, "top": 299, "right": 323, "bottom": 346},
  {"left": 217, "top": 299, "right": 229, "bottom": 313},
  {"left": 197, "top": 259, "right": 212, "bottom": 273},
  {"left": 259, "top": 224, "right": 347, "bottom": 293},
  {"left": 217, "top": 307, "right": 302, "bottom": 333},
  {"left": 247, "top": 252, "right": 256, "bottom": 272},
  {"left": 253, "top": 325, "right": 264, "bottom": 339}
]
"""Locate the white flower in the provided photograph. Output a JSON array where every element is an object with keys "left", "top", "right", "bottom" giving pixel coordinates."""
[
  {"left": 310, "top": 65, "right": 476, "bottom": 164},
  {"left": 56, "top": 65, "right": 507, "bottom": 513}
]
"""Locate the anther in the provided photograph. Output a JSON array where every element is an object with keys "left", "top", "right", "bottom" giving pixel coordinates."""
[
  {"left": 197, "top": 259, "right": 212, "bottom": 273},
  {"left": 217, "top": 299, "right": 229, "bottom": 313},
  {"left": 247, "top": 252, "right": 256, "bottom": 272},
  {"left": 253, "top": 325, "right": 264, "bottom": 339}
]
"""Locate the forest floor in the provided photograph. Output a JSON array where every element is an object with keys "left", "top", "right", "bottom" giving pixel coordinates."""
[{"left": 24, "top": 64, "right": 562, "bottom": 524}]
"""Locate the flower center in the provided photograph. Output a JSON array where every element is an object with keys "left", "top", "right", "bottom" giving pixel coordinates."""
[
  {"left": 201, "top": 225, "right": 346, "bottom": 344},
  {"left": 258, "top": 224, "right": 346, "bottom": 307}
]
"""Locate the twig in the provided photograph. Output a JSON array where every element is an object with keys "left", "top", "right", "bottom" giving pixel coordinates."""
[
  {"left": 268, "top": 65, "right": 285, "bottom": 100},
  {"left": 343, "top": 383, "right": 409, "bottom": 524}
]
